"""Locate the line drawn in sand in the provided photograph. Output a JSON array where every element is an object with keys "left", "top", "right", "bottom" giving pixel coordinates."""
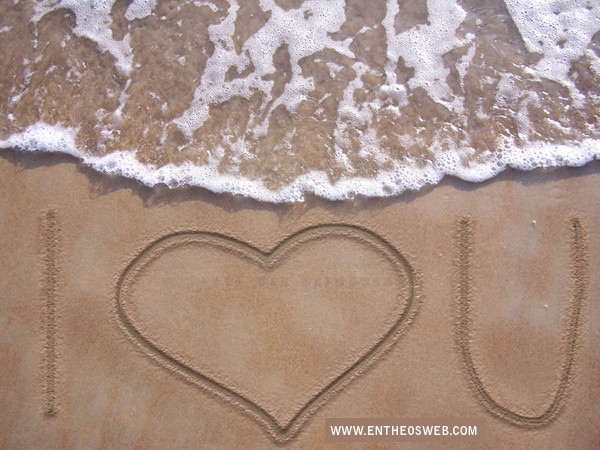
[
  {"left": 115, "top": 224, "right": 419, "bottom": 443},
  {"left": 40, "top": 209, "right": 60, "bottom": 417},
  {"left": 455, "top": 216, "right": 587, "bottom": 428}
]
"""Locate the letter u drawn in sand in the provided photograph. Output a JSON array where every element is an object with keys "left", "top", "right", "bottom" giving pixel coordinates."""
[{"left": 455, "top": 216, "right": 587, "bottom": 428}]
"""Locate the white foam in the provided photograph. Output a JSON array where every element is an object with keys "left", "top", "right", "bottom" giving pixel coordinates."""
[
  {"left": 505, "top": 0, "right": 600, "bottom": 99},
  {"left": 0, "top": 123, "right": 81, "bottom": 157},
  {"left": 2, "top": 122, "right": 599, "bottom": 202},
  {"left": 33, "top": 0, "right": 136, "bottom": 76},
  {"left": 384, "top": 0, "right": 471, "bottom": 112},
  {"left": 457, "top": 43, "right": 476, "bottom": 87},
  {"left": 10, "top": 1, "right": 600, "bottom": 202},
  {"left": 174, "top": 0, "right": 352, "bottom": 136},
  {"left": 125, "top": 0, "right": 157, "bottom": 21}
]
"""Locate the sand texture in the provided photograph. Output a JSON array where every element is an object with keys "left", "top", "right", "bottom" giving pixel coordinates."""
[{"left": 0, "top": 151, "right": 599, "bottom": 448}]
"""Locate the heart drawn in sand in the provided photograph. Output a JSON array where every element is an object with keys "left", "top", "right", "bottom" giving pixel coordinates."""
[{"left": 115, "top": 225, "right": 417, "bottom": 442}]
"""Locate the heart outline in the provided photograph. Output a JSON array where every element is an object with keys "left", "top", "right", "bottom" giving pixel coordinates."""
[{"left": 115, "top": 224, "right": 418, "bottom": 443}]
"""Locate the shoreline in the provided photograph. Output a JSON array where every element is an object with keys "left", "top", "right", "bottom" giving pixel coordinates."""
[{"left": 2, "top": 146, "right": 600, "bottom": 207}]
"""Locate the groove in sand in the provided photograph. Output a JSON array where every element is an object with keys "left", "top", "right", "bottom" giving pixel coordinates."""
[{"left": 455, "top": 216, "right": 587, "bottom": 428}]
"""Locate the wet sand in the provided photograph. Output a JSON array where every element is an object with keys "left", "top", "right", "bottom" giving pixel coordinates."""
[
  {"left": 0, "top": 151, "right": 598, "bottom": 448},
  {"left": 3, "top": 0, "right": 599, "bottom": 198}
]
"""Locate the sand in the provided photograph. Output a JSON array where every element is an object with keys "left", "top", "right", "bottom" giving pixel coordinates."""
[{"left": 0, "top": 150, "right": 599, "bottom": 448}]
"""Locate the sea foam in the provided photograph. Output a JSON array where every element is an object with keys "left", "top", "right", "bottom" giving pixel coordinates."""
[
  {"left": 1, "top": 0, "right": 599, "bottom": 202},
  {"left": 2, "top": 122, "right": 598, "bottom": 202}
]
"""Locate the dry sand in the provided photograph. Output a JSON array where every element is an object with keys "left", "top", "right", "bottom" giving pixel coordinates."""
[{"left": 0, "top": 150, "right": 599, "bottom": 448}]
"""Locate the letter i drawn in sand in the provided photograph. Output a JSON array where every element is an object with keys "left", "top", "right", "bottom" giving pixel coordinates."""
[{"left": 40, "top": 209, "right": 60, "bottom": 417}]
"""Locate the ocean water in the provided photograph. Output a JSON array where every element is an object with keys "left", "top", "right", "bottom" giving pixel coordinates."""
[{"left": 0, "top": 0, "right": 599, "bottom": 201}]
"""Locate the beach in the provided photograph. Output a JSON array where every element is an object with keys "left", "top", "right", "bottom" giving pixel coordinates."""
[
  {"left": 1, "top": 0, "right": 600, "bottom": 447},
  {"left": 0, "top": 150, "right": 599, "bottom": 447}
]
